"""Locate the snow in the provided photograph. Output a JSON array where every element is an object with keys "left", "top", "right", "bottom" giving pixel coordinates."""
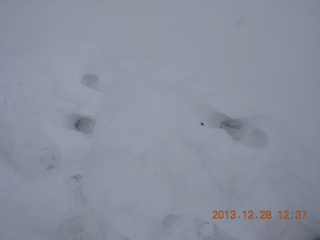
[{"left": 0, "top": 1, "right": 320, "bottom": 239}]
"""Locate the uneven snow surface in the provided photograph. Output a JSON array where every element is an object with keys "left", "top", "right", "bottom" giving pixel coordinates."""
[{"left": 0, "top": 1, "right": 320, "bottom": 240}]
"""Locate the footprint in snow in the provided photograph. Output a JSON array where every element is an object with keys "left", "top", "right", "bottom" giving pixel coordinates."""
[
  {"left": 74, "top": 117, "right": 96, "bottom": 134},
  {"left": 201, "top": 111, "right": 268, "bottom": 149},
  {"left": 81, "top": 74, "right": 100, "bottom": 91},
  {"left": 220, "top": 118, "right": 268, "bottom": 148},
  {"left": 65, "top": 174, "right": 86, "bottom": 205},
  {"left": 61, "top": 74, "right": 99, "bottom": 135},
  {"left": 63, "top": 114, "right": 96, "bottom": 134},
  {"left": 60, "top": 214, "right": 129, "bottom": 240}
]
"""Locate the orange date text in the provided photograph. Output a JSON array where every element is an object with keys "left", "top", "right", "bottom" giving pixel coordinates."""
[{"left": 212, "top": 210, "right": 307, "bottom": 220}]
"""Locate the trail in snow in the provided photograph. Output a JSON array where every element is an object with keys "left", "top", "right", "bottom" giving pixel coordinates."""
[{"left": 0, "top": 1, "right": 320, "bottom": 240}]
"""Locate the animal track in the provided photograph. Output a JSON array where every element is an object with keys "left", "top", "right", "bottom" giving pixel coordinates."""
[
  {"left": 39, "top": 146, "right": 61, "bottom": 170},
  {"left": 6, "top": 131, "right": 61, "bottom": 177},
  {"left": 219, "top": 118, "right": 268, "bottom": 148},
  {"left": 60, "top": 215, "right": 86, "bottom": 240},
  {"left": 65, "top": 174, "right": 86, "bottom": 205},
  {"left": 74, "top": 117, "right": 95, "bottom": 134},
  {"left": 162, "top": 214, "right": 210, "bottom": 239},
  {"left": 201, "top": 111, "right": 269, "bottom": 148},
  {"left": 81, "top": 74, "right": 99, "bottom": 91}
]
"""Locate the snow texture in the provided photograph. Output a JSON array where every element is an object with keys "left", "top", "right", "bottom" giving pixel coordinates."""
[{"left": 0, "top": 1, "right": 320, "bottom": 240}]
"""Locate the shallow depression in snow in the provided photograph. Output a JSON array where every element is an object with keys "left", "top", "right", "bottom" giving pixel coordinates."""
[{"left": 0, "top": 1, "right": 320, "bottom": 240}]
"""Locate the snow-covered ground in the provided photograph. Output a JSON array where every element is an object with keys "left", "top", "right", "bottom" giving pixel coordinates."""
[{"left": 0, "top": 1, "right": 319, "bottom": 239}]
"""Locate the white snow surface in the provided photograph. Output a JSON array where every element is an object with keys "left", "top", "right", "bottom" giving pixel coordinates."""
[{"left": 0, "top": 1, "right": 320, "bottom": 240}]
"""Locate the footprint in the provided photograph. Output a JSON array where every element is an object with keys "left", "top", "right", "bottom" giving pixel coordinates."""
[
  {"left": 64, "top": 114, "right": 96, "bottom": 134},
  {"left": 60, "top": 214, "right": 129, "bottom": 240},
  {"left": 38, "top": 145, "right": 61, "bottom": 170},
  {"left": 74, "top": 117, "right": 95, "bottom": 134},
  {"left": 200, "top": 111, "right": 268, "bottom": 149},
  {"left": 60, "top": 215, "right": 87, "bottom": 240},
  {"left": 161, "top": 214, "right": 211, "bottom": 240},
  {"left": 81, "top": 74, "right": 100, "bottom": 91},
  {"left": 199, "top": 111, "right": 231, "bottom": 129},
  {"left": 65, "top": 174, "right": 86, "bottom": 205},
  {"left": 220, "top": 118, "right": 268, "bottom": 148},
  {"left": 6, "top": 130, "right": 61, "bottom": 177}
]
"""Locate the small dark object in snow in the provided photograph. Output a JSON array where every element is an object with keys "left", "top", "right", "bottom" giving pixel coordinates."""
[
  {"left": 75, "top": 117, "right": 95, "bottom": 134},
  {"left": 200, "top": 122, "right": 204, "bottom": 126}
]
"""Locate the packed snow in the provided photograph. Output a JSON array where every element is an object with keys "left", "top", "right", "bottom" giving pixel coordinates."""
[{"left": 0, "top": 1, "right": 320, "bottom": 240}]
